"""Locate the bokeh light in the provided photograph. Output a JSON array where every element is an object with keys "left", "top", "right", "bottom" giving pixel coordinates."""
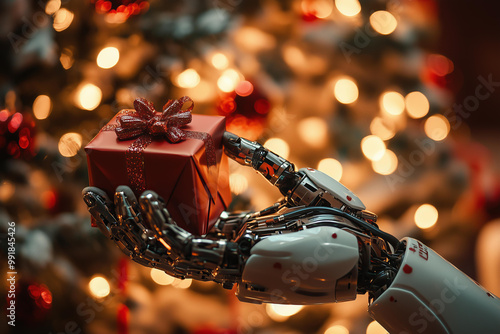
[
  {"left": 76, "top": 83, "right": 102, "bottom": 110},
  {"left": 372, "top": 149, "right": 398, "bottom": 175},
  {"left": 414, "top": 204, "right": 438, "bottom": 229},
  {"left": 0, "top": 181, "right": 15, "bottom": 202},
  {"left": 264, "top": 138, "right": 290, "bottom": 159},
  {"left": 335, "top": 0, "right": 361, "bottom": 17},
  {"left": 361, "top": 135, "right": 386, "bottom": 161},
  {"left": 88, "top": 276, "right": 110, "bottom": 298},
  {"left": 172, "top": 278, "right": 192, "bottom": 289},
  {"left": 334, "top": 77, "right": 359, "bottom": 104},
  {"left": 33, "top": 95, "right": 52, "bottom": 120},
  {"left": 428, "top": 54, "right": 454, "bottom": 76},
  {"left": 366, "top": 320, "right": 388, "bottom": 334},
  {"left": 211, "top": 52, "right": 229, "bottom": 70},
  {"left": 176, "top": 68, "right": 201, "bottom": 88},
  {"left": 235, "top": 80, "right": 254, "bottom": 97},
  {"left": 424, "top": 114, "right": 450, "bottom": 141},
  {"left": 229, "top": 173, "right": 249, "bottom": 195},
  {"left": 235, "top": 27, "right": 276, "bottom": 53},
  {"left": 97, "top": 47, "right": 120, "bottom": 69},
  {"left": 217, "top": 69, "right": 241, "bottom": 92},
  {"left": 150, "top": 269, "right": 176, "bottom": 285},
  {"left": 41, "top": 190, "right": 57, "bottom": 209},
  {"left": 53, "top": 8, "right": 74, "bottom": 32},
  {"left": 325, "top": 325, "right": 349, "bottom": 334},
  {"left": 283, "top": 45, "right": 306, "bottom": 69},
  {"left": 297, "top": 117, "right": 329, "bottom": 148},
  {"left": 369, "top": 11, "right": 397, "bottom": 35},
  {"left": 301, "top": 0, "right": 334, "bottom": 19},
  {"left": 370, "top": 116, "right": 396, "bottom": 140},
  {"left": 60, "top": 48, "right": 74, "bottom": 69},
  {"left": 380, "top": 91, "right": 405, "bottom": 115},
  {"left": 45, "top": 0, "right": 61, "bottom": 15},
  {"left": 58, "top": 132, "right": 82, "bottom": 157},
  {"left": 266, "top": 304, "right": 304, "bottom": 322},
  {"left": 317, "top": 158, "right": 343, "bottom": 181},
  {"left": 405, "top": 91, "right": 429, "bottom": 119}
]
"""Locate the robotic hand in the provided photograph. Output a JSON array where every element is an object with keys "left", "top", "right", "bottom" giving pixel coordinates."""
[{"left": 83, "top": 132, "right": 500, "bottom": 334}]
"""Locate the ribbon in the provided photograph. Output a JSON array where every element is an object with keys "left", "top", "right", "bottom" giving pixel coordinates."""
[
  {"left": 115, "top": 96, "right": 193, "bottom": 142},
  {"left": 103, "top": 96, "right": 217, "bottom": 195}
]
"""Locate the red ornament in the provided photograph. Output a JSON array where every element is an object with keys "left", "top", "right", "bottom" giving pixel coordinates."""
[{"left": 0, "top": 110, "right": 36, "bottom": 160}]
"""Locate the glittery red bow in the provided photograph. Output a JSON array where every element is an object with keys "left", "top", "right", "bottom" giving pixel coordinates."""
[{"left": 115, "top": 96, "right": 194, "bottom": 143}]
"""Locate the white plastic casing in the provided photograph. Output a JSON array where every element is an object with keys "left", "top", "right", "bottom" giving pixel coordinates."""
[
  {"left": 368, "top": 237, "right": 500, "bottom": 333},
  {"left": 237, "top": 226, "right": 359, "bottom": 304},
  {"left": 301, "top": 168, "right": 366, "bottom": 211}
]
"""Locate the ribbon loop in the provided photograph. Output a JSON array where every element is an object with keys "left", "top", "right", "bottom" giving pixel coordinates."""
[{"left": 115, "top": 96, "right": 195, "bottom": 141}]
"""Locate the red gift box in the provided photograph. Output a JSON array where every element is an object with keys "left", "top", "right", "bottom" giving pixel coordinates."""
[{"left": 85, "top": 97, "right": 232, "bottom": 235}]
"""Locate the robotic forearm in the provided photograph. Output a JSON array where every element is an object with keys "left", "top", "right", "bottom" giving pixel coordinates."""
[{"left": 83, "top": 132, "right": 400, "bottom": 299}]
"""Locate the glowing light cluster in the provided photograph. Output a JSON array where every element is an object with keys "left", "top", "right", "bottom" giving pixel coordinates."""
[
  {"left": 424, "top": 114, "right": 450, "bottom": 141},
  {"left": 28, "top": 284, "right": 52, "bottom": 309},
  {"left": 297, "top": 117, "right": 329, "bottom": 148},
  {"left": 334, "top": 77, "right": 359, "bottom": 104},
  {"left": 89, "top": 276, "right": 110, "bottom": 298},
  {"left": 335, "top": 0, "right": 361, "bottom": 17},
  {"left": 176, "top": 69, "right": 201, "bottom": 88},
  {"left": 266, "top": 304, "right": 304, "bottom": 322},
  {"left": 97, "top": 47, "right": 120, "bottom": 69},
  {"left": 76, "top": 83, "right": 102, "bottom": 110},
  {"left": 58, "top": 132, "right": 82, "bottom": 157},
  {"left": 369, "top": 11, "right": 397, "bottom": 35},
  {"left": 361, "top": 135, "right": 386, "bottom": 161},
  {"left": 33, "top": 95, "right": 52, "bottom": 120},
  {"left": 414, "top": 204, "right": 438, "bottom": 229},
  {"left": 264, "top": 138, "right": 290, "bottom": 159},
  {"left": 317, "top": 158, "right": 343, "bottom": 181}
]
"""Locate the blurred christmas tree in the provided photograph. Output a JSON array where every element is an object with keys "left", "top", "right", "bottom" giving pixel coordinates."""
[{"left": 0, "top": 0, "right": 493, "bottom": 333}]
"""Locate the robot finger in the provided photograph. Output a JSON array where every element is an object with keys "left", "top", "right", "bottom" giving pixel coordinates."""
[
  {"left": 139, "top": 191, "right": 195, "bottom": 260},
  {"left": 114, "top": 186, "right": 149, "bottom": 250},
  {"left": 138, "top": 191, "right": 174, "bottom": 251},
  {"left": 82, "top": 187, "right": 116, "bottom": 239}
]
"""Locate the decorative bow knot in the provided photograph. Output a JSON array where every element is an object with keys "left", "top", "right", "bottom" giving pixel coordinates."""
[{"left": 115, "top": 96, "right": 194, "bottom": 143}]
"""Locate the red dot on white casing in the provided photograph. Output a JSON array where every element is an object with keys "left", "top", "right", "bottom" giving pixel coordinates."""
[
  {"left": 403, "top": 264, "right": 413, "bottom": 274},
  {"left": 346, "top": 195, "right": 352, "bottom": 201}
]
